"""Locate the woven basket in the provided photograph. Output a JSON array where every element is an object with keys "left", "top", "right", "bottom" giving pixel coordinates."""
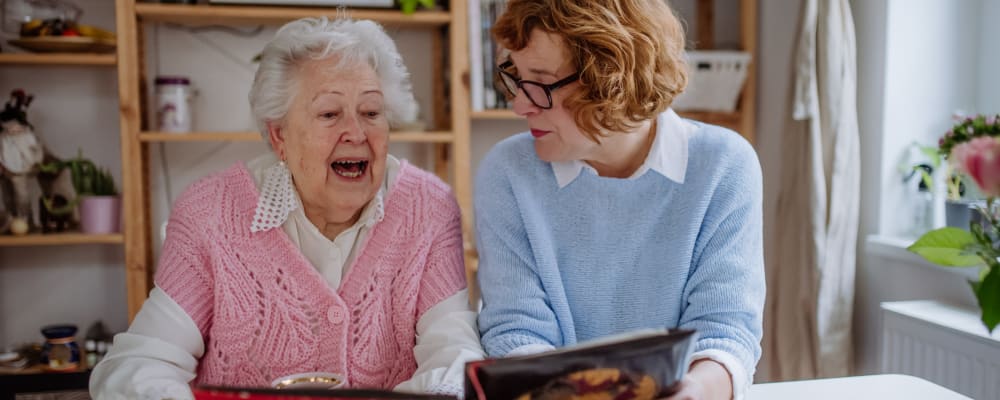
[{"left": 672, "top": 50, "right": 752, "bottom": 112}]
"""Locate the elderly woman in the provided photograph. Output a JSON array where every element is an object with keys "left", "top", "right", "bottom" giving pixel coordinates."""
[
  {"left": 91, "top": 17, "right": 483, "bottom": 399},
  {"left": 474, "top": 1, "right": 764, "bottom": 399}
]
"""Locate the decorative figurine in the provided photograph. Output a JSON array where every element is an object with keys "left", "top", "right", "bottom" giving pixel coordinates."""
[
  {"left": 0, "top": 89, "right": 77, "bottom": 234},
  {"left": 0, "top": 89, "right": 44, "bottom": 234}
]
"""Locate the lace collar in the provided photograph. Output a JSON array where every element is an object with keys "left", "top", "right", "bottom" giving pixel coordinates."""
[{"left": 249, "top": 153, "right": 393, "bottom": 233}]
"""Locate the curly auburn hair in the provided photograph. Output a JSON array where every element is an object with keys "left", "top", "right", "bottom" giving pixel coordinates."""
[{"left": 493, "top": 0, "right": 688, "bottom": 142}]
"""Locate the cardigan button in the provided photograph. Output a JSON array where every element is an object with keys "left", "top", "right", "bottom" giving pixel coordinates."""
[{"left": 327, "top": 306, "right": 345, "bottom": 324}]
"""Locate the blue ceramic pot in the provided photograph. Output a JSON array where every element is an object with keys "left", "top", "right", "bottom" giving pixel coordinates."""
[{"left": 40, "top": 324, "right": 80, "bottom": 371}]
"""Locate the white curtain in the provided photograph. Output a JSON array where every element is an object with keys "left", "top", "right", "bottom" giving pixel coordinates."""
[{"left": 763, "top": 0, "right": 860, "bottom": 380}]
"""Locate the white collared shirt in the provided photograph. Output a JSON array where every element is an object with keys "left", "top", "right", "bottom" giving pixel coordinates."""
[
  {"left": 91, "top": 153, "right": 483, "bottom": 400},
  {"left": 510, "top": 109, "right": 748, "bottom": 400},
  {"left": 550, "top": 108, "right": 693, "bottom": 188},
  {"left": 245, "top": 152, "right": 395, "bottom": 289}
]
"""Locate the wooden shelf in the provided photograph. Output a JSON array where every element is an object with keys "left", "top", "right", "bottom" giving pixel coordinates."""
[
  {"left": 0, "top": 232, "right": 124, "bottom": 247},
  {"left": 472, "top": 108, "right": 742, "bottom": 131},
  {"left": 0, "top": 366, "right": 90, "bottom": 397},
  {"left": 139, "top": 131, "right": 261, "bottom": 142},
  {"left": 472, "top": 109, "right": 521, "bottom": 120},
  {"left": 388, "top": 131, "right": 454, "bottom": 142},
  {"left": 0, "top": 53, "right": 116, "bottom": 66},
  {"left": 139, "top": 130, "right": 455, "bottom": 143},
  {"left": 134, "top": 3, "right": 451, "bottom": 27}
]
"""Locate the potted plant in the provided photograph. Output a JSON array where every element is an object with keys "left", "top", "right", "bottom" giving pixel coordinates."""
[{"left": 39, "top": 150, "right": 119, "bottom": 234}]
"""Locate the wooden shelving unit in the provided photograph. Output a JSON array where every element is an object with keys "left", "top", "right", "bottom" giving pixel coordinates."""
[
  {"left": 133, "top": 3, "right": 451, "bottom": 27},
  {"left": 0, "top": 28, "right": 122, "bottom": 267},
  {"left": 137, "top": 131, "right": 455, "bottom": 143},
  {"left": 471, "top": 109, "right": 521, "bottom": 120},
  {"left": 0, "top": 53, "right": 116, "bottom": 66},
  {"left": 690, "top": 0, "right": 757, "bottom": 143},
  {"left": 0, "top": 232, "right": 124, "bottom": 247},
  {"left": 115, "top": 1, "right": 472, "bottom": 319},
  {"left": 137, "top": 131, "right": 262, "bottom": 142}
]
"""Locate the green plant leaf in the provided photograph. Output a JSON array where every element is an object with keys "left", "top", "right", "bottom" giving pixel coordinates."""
[
  {"left": 907, "top": 227, "right": 984, "bottom": 266},
  {"left": 399, "top": 0, "right": 417, "bottom": 14},
  {"left": 918, "top": 169, "right": 933, "bottom": 193},
  {"left": 973, "top": 266, "right": 1000, "bottom": 333},
  {"left": 38, "top": 162, "right": 63, "bottom": 174},
  {"left": 918, "top": 145, "right": 942, "bottom": 168}
]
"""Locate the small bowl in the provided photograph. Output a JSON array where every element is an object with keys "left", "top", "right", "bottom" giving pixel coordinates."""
[{"left": 271, "top": 372, "right": 346, "bottom": 389}]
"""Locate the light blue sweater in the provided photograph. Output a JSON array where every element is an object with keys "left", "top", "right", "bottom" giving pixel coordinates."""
[{"left": 474, "top": 119, "right": 764, "bottom": 383}]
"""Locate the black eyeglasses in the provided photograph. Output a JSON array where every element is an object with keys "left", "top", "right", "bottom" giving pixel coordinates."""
[{"left": 496, "top": 60, "right": 579, "bottom": 109}]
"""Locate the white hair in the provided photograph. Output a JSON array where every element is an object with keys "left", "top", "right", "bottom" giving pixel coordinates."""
[{"left": 249, "top": 17, "right": 418, "bottom": 145}]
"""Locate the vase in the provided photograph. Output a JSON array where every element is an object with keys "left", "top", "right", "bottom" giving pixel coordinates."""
[
  {"left": 79, "top": 195, "right": 121, "bottom": 234},
  {"left": 945, "top": 200, "right": 975, "bottom": 229},
  {"left": 946, "top": 200, "right": 992, "bottom": 231}
]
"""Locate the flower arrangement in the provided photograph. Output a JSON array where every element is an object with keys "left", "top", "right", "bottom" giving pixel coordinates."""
[{"left": 908, "top": 113, "right": 1000, "bottom": 333}]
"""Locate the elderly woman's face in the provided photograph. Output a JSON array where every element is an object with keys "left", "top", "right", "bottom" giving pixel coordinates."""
[{"left": 271, "top": 57, "right": 389, "bottom": 224}]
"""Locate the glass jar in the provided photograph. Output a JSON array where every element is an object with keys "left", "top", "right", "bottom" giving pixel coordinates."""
[
  {"left": 40, "top": 324, "right": 80, "bottom": 371},
  {"left": 155, "top": 76, "right": 193, "bottom": 133}
]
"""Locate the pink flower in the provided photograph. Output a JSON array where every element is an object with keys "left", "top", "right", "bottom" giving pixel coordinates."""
[{"left": 951, "top": 136, "right": 1000, "bottom": 197}]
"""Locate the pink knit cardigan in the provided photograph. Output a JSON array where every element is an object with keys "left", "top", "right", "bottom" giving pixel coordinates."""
[{"left": 154, "top": 161, "right": 466, "bottom": 389}]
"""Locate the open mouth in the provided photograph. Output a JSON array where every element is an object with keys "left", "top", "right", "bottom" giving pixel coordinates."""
[{"left": 331, "top": 159, "right": 369, "bottom": 179}]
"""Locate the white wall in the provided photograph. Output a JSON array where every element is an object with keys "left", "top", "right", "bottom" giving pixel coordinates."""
[
  {"left": 853, "top": 0, "right": 992, "bottom": 375},
  {"left": 753, "top": 0, "right": 801, "bottom": 382},
  {"left": 851, "top": 0, "right": 889, "bottom": 377},
  {"left": 980, "top": 0, "right": 1000, "bottom": 113},
  {"left": 877, "top": 0, "right": 980, "bottom": 238}
]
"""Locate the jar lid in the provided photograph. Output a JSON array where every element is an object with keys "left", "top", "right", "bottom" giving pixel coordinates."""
[
  {"left": 41, "top": 324, "right": 78, "bottom": 340},
  {"left": 155, "top": 76, "right": 190, "bottom": 85}
]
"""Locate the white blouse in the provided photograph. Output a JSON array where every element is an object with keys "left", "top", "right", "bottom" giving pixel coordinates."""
[{"left": 90, "top": 153, "right": 484, "bottom": 400}]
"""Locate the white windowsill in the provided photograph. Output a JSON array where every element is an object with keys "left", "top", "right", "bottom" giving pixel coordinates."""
[
  {"left": 865, "top": 234, "right": 980, "bottom": 281},
  {"left": 882, "top": 300, "right": 1000, "bottom": 343}
]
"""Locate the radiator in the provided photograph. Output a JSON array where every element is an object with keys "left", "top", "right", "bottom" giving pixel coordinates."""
[{"left": 881, "top": 301, "right": 1000, "bottom": 399}]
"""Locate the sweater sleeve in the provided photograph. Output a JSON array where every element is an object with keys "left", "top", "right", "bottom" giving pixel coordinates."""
[
  {"left": 474, "top": 146, "right": 563, "bottom": 357},
  {"left": 679, "top": 138, "right": 765, "bottom": 391},
  {"left": 153, "top": 177, "right": 219, "bottom": 334}
]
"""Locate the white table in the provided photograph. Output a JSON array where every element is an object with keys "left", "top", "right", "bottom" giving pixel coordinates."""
[{"left": 747, "top": 374, "right": 972, "bottom": 399}]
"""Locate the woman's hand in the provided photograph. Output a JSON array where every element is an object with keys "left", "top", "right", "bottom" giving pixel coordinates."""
[{"left": 662, "top": 359, "right": 733, "bottom": 400}]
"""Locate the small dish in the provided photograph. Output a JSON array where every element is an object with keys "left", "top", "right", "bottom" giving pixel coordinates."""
[
  {"left": 270, "top": 372, "right": 346, "bottom": 389},
  {"left": 0, "top": 351, "right": 19, "bottom": 363},
  {"left": 7, "top": 36, "right": 116, "bottom": 53}
]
